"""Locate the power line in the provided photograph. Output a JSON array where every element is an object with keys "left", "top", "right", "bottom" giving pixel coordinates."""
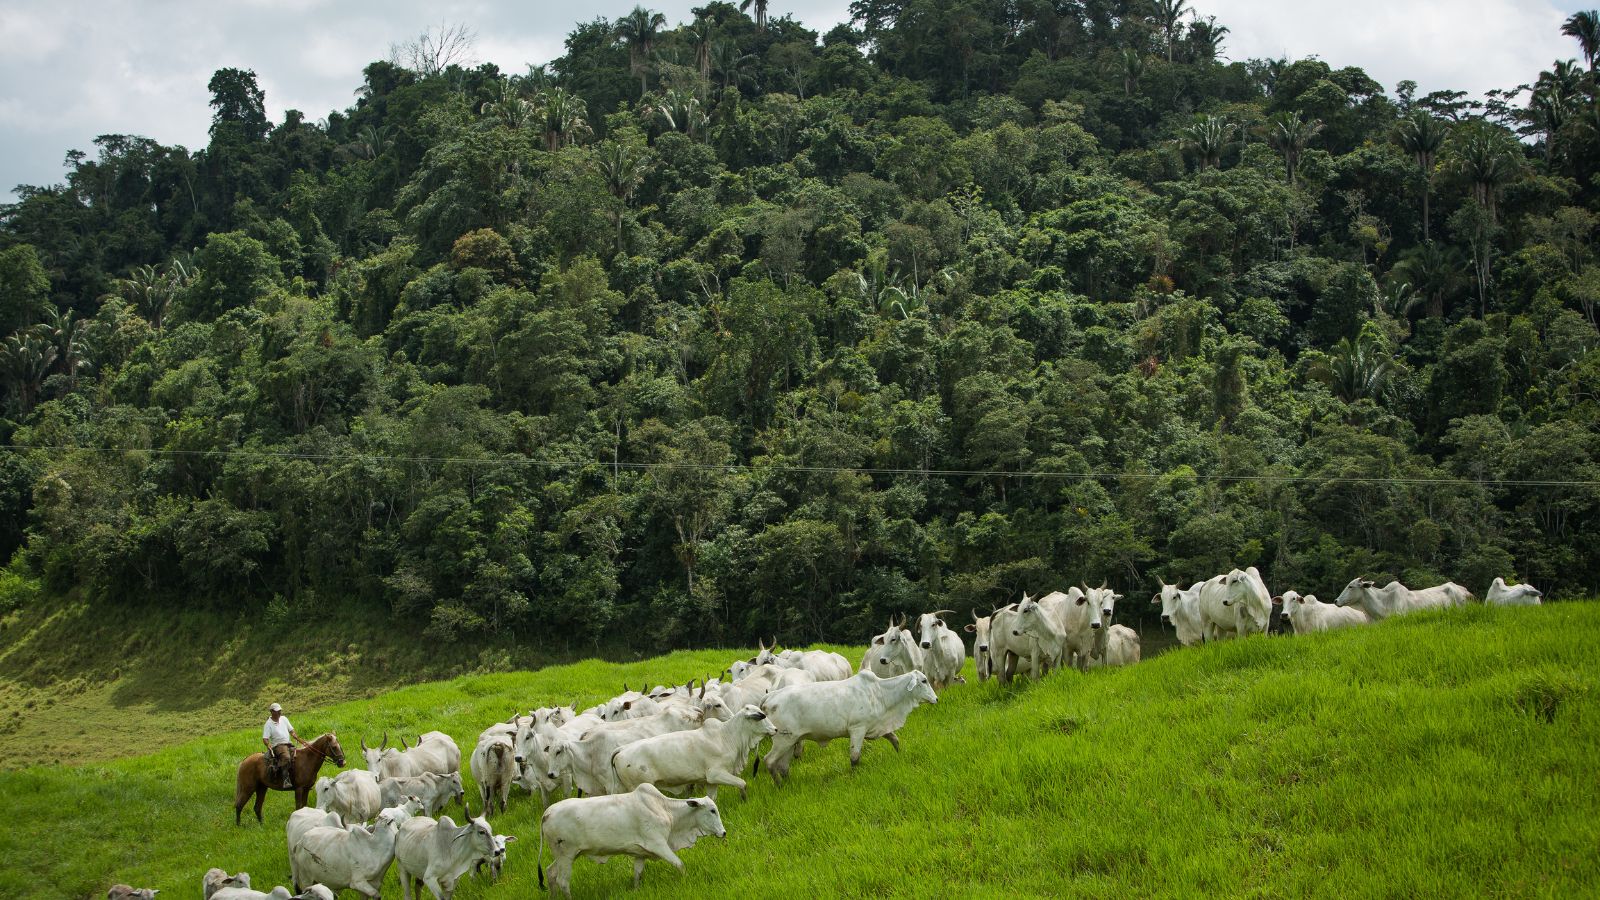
[{"left": 3, "top": 443, "right": 1596, "bottom": 489}]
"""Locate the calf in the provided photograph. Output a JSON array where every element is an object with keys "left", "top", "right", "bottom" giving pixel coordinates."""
[
  {"left": 538, "top": 783, "right": 725, "bottom": 898},
  {"left": 378, "top": 771, "right": 463, "bottom": 818},
  {"left": 612, "top": 705, "right": 776, "bottom": 801},
  {"left": 1279, "top": 590, "right": 1370, "bottom": 633},
  {"left": 106, "top": 888, "right": 159, "bottom": 900}
]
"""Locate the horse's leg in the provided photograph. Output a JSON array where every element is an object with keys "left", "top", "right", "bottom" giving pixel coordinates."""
[{"left": 253, "top": 786, "right": 266, "bottom": 823}]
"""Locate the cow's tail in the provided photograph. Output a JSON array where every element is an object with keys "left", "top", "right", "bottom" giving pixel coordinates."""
[
  {"left": 751, "top": 752, "right": 761, "bottom": 777},
  {"left": 537, "top": 811, "right": 546, "bottom": 889}
]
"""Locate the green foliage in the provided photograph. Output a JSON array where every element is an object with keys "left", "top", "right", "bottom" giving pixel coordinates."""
[{"left": 1, "top": 5, "right": 1597, "bottom": 644}]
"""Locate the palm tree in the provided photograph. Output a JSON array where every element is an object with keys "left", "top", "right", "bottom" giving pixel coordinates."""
[
  {"left": 689, "top": 14, "right": 715, "bottom": 81},
  {"left": 1449, "top": 121, "right": 1521, "bottom": 224},
  {"left": 1119, "top": 49, "right": 1145, "bottom": 97},
  {"left": 480, "top": 82, "right": 536, "bottom": 130},
  {"left": 1266, "top": 111, "right": 1323, "bottom": 187},
  {"left": 1389, "top": 241, "right": 1468, "bottom": 319},
  {"left": 1187, "top": 16, "right": 1229, "bottom": 62},
  {"left": 1154, "top": 0, "right": 1190, "bottom": 62},
  {"left": 712, "top": 41, "right": 759, "bottom": 93},
  {"left": 339, "top": 124, "right": 394, "bottom": 162},
  {"left": 1180, "top": 115, "right": 1235, "bottom": 170},
  {"left": 594, "top": 140, "right": 654, "bottom": 251},
  {"left": 32, "top": 309, "right": 93, "bottom": 390},
  {"left": 614, "top": 6, "right": 668, "bottom": 98},
  {"left": 534, "top": 88, "right": 591, "bottom": 151},
  {"left": 0, "top": 331, "right": 58, "bottom": 413},
  {"left": 655, "top": 88, "right": 708, "bottom": 139},
  {"left": 1309, "top": 326, "right": 1404, "bottom": 404},
  {"left": 1393, "top": 110, "right": 1447, "bottom": 241},
  {"left": 739, "top": 0, "right": 770, "bottom": 33},
  {"left": 1563, "top": 10, "right": 1600, "bottom": 70},
  {"left": 117, "top": 259, "right": 192, "bottom": 331}
]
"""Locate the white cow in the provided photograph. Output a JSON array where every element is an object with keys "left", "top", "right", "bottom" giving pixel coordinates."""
[
  {"left": 915, "top": 611, "right": 967, "bottom": 691},
  {"left": 106, "top": 888, "right": 159, "bottom": 900},
  {"left": 559, "top": 706, "right": 705, "bottom": 797},
  {"left": 612, "top": 705, "right": 777, "bottom": 801},
  {"left": 1279, "top": 590, "right": 1370, "bottom": 633},
  {"left": 1152, "top": 580, "right": 1205, "bottom": 647},
  {"left": 776, "top": 648, "right": 854, "bottom": 681},
  {"left": 1198, "top": 568, "right": 1272, "bottom": 640},
  {"left": 759, "top": 669, "right": 938, "bottom": 784},
  {"left": 538, "top": 783, "right": 726, "bottom": 898},
  {"left": 378, "top": 772, "right": 464, "bottom": 818},
  {"left": 203, "top": 869, "right": 333, "bottom": 900},
  {"left": 288, "top": 801, "right": 419, "bottom": 898},
  {"left": 1085, "top": 624, "right": 1140, "bottom": 667},
  {"left": 287, "top": 807, "right": 345, "bottom": 851},
  {"left": 1487, "top": 577, "right": 1543, "bottom": 606},
  {"left": 598, "top": 686, "right": 662, "bottom": 721},
  {"left": 1333, "top": 578, "right": 1474, "bottom": 620},
  {"left": 395, "top": 806, "right": 510, "bottom": 900},
  {"left": 314, "top": 769, "right": 381, "bottom": 823},
  {"left": 363, "top": 731, "right": 460, "bottom": 779},
  {"left": 469, "top": 733, "right": 518, "bottom": 816},
  {"left": 861, "top": 619, "right": 924, "bottom": 678},
  {"left": 1085, "top": 587, "right": 1124, "bottom": 663},
  {"left": 1012, "top": 588, "right": 1097, "bottom": 676}
]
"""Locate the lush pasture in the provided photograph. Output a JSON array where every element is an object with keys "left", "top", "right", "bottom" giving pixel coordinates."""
[{"left": 2, "top": 604, "right": 1596, "bottom": 899}]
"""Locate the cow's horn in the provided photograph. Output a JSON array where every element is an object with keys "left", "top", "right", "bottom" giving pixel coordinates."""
[
  {"left": 698, "top": 678, "right": 706, "bottom": 699},
  {"left": 932, "top": 609, "right": 954, "bottom": 619},
  {"left": 400, "top": 736, "right": 409, "bottom": 750},
  {"left": 381, "top": 730, "right": 389, "bottom": 749},
  {"left": 360, "top": 736, "right": 368, "bottom": 751}
]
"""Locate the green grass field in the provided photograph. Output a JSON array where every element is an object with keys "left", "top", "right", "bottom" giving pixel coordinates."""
[{"left": 1, "top": 603, "right": 1596, "bottom": 899}]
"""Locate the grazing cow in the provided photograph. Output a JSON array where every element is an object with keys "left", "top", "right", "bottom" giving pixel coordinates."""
[
  {"left": 1279, "top": 590, "right": 1370, "bottom": 633},
  {"left": 378, "top": 772, "right": 464, "bottom": 818},
  {"left": 1152, "top": 580, "right": 1205, "bottom": 647},
  {"left": 1333, "top": 578, "right": 1474, "bottom": 620},
  {"left": 470, "top": 733, "right": 518, "bottom": 816},
  {"left": 538, "top": 783, "right": 726, "bottom": 898},
  {"left": 395, "top": 806, "right": 508, "bottom": 900},
  {"left": 106, "top": 887, "right": 159, "bottom": 900},
  {"left": 861, "top": 618, "right": 924, "bottom": 678},
  {"left": 560, "top": 706, "right": 706, "bottom": 797},
  {"left": 760, "top": 669, "right": 938, "bottom": 784},
  {"left": 915, "top": 611, "right": 967, "bottom": 691},
  {"left": 1487, "top": 577, "right": 1543, "bottom": 606},
  {"left": 1012, "top": 589, "right": 1097, "bottom": 676},
  {"left": 288, "top": 801, "right": 419, "bottom": 898},
  {"left": 612, "top": 705, "right": 776, "bottom": 801},
  {"left": 314, "top": 769, "right": 382, "bottom": 823},
  {"left": 1085, "top": 624, "right": 1140, "bottom": 667},
  {"left": 362, "top": 731, "right": 460, "bottom": 779}
]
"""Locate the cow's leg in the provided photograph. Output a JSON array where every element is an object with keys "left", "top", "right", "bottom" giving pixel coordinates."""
[
  {"left": 399, "top": 866, "right": 414, "bottom": 900},
  {"left": 848, "top": 726, "right": 868, "bottom": 766},
  {"left": 549, "top": 853, "right": 574, "bottom": 898},
  {"left": 645, "top": 842, "right": 685, "bottom": 871},
  {"left": 632, "top": 858, "right": 648, "bottom": 888},
  {"left": 884, "top": 732, "right": 901, "bottom": 752},
  {"left": 705, "top": 767, "right": 747, "bottom": 801},
  {"left": 424, "top": 873, "right": 448, "bottom": 900},
  {"left": 763, "top": 735, "right": 798, "bottom": 784}
]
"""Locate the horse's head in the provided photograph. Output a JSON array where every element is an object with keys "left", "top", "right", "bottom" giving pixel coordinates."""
[{"left": 322, "top": 733, "right": 346, "bottom": 767}]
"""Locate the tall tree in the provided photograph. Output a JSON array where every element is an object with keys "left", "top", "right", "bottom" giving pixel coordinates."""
[
  {"left": 1180, "top": 115, "right": 1235, "bottom": 170},
  {"left": 1154, "top": 0, "right": 1190, "bottom": 62},
  {"left": 1393, "top": 109, "right": 1448, "bottom": 241},
  {"left": 1563, "top": 10, "right": 1600, "bottom": 70},
  {"left": 1390, "top": 241, "right": 1468, "bottom": 319},
  {"left": 1266, "top": 110, "right": 1323, "bottom": 187},
  {"left": 614, "top": 6, "right": 668, "bottom": 98},
  {"left": 740, "top": 0, "right": 771, "bottom": 33}
]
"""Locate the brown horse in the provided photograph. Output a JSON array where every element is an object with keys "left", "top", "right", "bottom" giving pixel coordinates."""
[{"left": 233, "top": 732, "right": 346, "bottom": 824}]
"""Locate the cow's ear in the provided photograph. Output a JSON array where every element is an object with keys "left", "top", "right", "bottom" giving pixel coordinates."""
[
  {"left": 963, "top": 624, "right": 976, "bottom": 633},
  {"left": 503, "top": 835, "right": 518, "bottom": 843},
  {"left": 687, "top": 799, "right": 702, "bottom": 807}
]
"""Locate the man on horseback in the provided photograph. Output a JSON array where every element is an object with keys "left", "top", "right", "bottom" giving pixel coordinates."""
[{"left": 261, "top": 702, "right": 308, "bottom": 790}]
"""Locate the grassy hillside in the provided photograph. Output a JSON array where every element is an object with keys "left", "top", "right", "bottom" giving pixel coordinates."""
[
  {"left": 0, "top": 586, "right": 645, "bottom": 769},
  {"left": 2, "top": 604, "right": 1596, "bottom": 898}
]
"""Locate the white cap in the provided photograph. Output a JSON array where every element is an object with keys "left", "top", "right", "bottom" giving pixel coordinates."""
[{"left": 269, "top": 702, "right": 282, "bottom": 712}]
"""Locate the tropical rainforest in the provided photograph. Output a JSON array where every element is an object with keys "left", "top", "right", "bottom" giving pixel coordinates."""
[{"left": 2, "top": 2, "right": 1599, "bottom": 649}]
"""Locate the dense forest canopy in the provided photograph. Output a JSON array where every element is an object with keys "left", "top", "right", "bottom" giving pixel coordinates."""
[{"left": 2, "top": 1, "right": 1599, "bottom": 647}]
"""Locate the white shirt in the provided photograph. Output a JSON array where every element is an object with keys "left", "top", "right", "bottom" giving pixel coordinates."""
[{"left": 263, "top": 715, "right": 294, "bottom": 746}]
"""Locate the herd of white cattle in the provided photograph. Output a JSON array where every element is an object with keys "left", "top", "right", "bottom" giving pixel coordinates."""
[{"left": 139, "top": 570, "right": 1543, "bottom": 900}]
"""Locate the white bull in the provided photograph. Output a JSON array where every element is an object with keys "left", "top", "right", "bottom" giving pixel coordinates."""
[
  {"left": 395, "top": 805, "right": 511, "bottom": 900},
  {"left": 363, "top": 731, "right": 460, "bottom": 779},
  {"left": 1333, "top": 578, "right": 1474, "bottom": 619},
  {"left": 759, "top": 669, "right": 938, "bottom": 784},
  {"left": 861, "top": 618, "right": 924, "bottom": 677},
  {"left": 537, "top": 783, "right": 725, "bottom": 898},
  {"left": 470, "top": 733, "right": 518, "bottom": 816},
  {"left": 314, "top": 769, "right": 381, "bottom": 823},
  {"left": 1279, "top": 590, "right": 1370, "bottom": 633},
  {"left": 1487, "top": 577, "right": 1542, "bottom": 606},
  {"left": 612, "top": 705, "right": 776, "bottom": 801},
  {"left": 915, "top": 610, "right": 967, "bottom": 691},
  {"left": 378, "top": 772, "right": 463, "bottom": 818},
  {"left": 288, "top": 802, "right": 419, "bottom": 898}
]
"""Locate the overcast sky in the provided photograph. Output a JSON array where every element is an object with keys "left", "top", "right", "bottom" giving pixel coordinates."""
[{"left": 0, "top": 1, "right": 1591, "bottom": 199}]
